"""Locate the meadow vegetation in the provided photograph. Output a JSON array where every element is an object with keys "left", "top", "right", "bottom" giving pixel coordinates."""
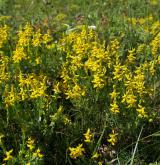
[{"left": 0, "top": 0, "right": 160, "bottom": 164}]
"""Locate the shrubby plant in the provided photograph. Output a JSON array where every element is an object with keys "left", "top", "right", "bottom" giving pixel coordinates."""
[{"left": 1, "top": 0, "right": 160, "bottom": 164}]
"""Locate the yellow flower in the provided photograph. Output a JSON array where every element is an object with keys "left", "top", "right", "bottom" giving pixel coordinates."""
[
  {"left": 110, "top": 101, "right": 120, "bottom": 113},
  {"left": 113, "top": 63, "right": 127, "bottom": 81},
  {"left": 127, "top": 48, "right": 136, "bottom": 64},
  {"left": 35, "top": 57, "right": 41, "bottom": 65},
  {"left": 136, "top": 104, "right": 148, "bottom": 118},
  {"left": 53, "top": 82, "right": 61, "bottom": 94},
  {"left": 3, "top": 149, "right": 13, "bottom": 161},
  {"left": 33, "top": 148, "right": 43, "bottom": 158},
  {"left": 65, "top": 84, "right": 85, "bottom": 99},
  {"left": 30, "top": 76, "right": 47, "bottom": 99},
  {"left": 42, "top": 30, "right": 52, "bottom": 44},
  {"left": 84, "top": 129, "right": 93, "bottom": 143},
  {"left": 4, "top": 84, "right": 19, "bottom": 108},
  {"left": 107, "top": 130, "right": 118, "bottom": 146},
  {"left": 69, "top": 144, "right": 85, "bottom": 159},
  {"left": 122, "top": 91, "right": 137, "bottom": 108},
  {"left": 0, "top": 25, "right": 9, "bottom": 48},
  {"left": 109, "top": 85, "right": 119, "bottom": 100},
  {"left": 32, "top": 29, "right": 42, "bottom": 47},
  {"left": 12, "top": 46, "right": 27, "bottom": 63},
  {"left": 27, "top": 137, "right": 35, "bottom": 151},
  {"left": 17, "top": 23, "right": 33, "bottom": 47},
  {"left": 92, "top": 74, "right": 105, "bottom": 89},
  {"left": 91, "top": 152, "right": 99, "bottom": 159}
]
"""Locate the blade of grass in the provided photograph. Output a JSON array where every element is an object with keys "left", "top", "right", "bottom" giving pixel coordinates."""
[{"left": 129, "top": 126, "right": 143, "bottom": 165}]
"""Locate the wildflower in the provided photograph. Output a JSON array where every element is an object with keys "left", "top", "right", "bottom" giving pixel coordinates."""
[
  {"left": 0, "top": 25, "right": 9, "bottom": 48},
  {"left": 136, "top": 104, "right": 148, "bottom": 118},
  {"left": 69, "top": 144, "right": 85, "bottom": 159},
  {"left": 91, "top": 152, "right": 99, "bottom": 159},
  {"left": 33, "top": 148, "right": 43, "bottom": 158},
  {"left": 3, "top": 149, "right": 13, "bottom": 161},
  {"left": 12, "top": 46, "right": 27, "bottom": 63},
  {"left": 109, "top": 85, "right": 119, "bottom": 100},
  {"left": 110, "top": 101, "right": 120, "bottom": 113},
  {"left": 136, "top": 44, "right": 146, "bottom": 54},
  {"left": 27, "top": 137, "right": 35, "bottom": 151},
  {"left": 133, "top": 68, "right": 145, "bottom": 94},
  {"left": 149, "top": 61, "right": 155, "bottom": 76},
  {"left": 17, "top": 23, "right": 33, "bottom": 47},
  {"left": 32, "top": 29, "right": 42, "bottom": 47},
  {"left": 92, "top": 74, "right": 105, "bottom": 89},
  {"left": 122, "top": 91, "right": 137, "bottom": 108},
  {"left": 42, "top": 30, "right": 52, "bottom": 44},
  {"left": 107, "top": 130, "right": 118, "bottom": 146},
  {"left": 53, "top": 82, "right": 61, "bottom": 94},
  {"left": 113, "top": 63, "right": 127, "bottom": 81},
  {"left": 65, "top": 84, "right": 85, "bottom": 99},
  {"left": 0, "top": 55, "right": 9, "bottom": 84},
  {"left": 35, "top": 57, "right": 41, "bottom": 65},
  {"left": 109, "top": 39, "right": 120, "bottom": 55},
  {"left": 4, "top": 84, "right": 19, "bottom": 108},
  {"left": 30, "top": 76, "right": 47, "bottom": 99},
  {"left": 127, "top": 48, "right": 136, "bottom": 64},
  {"left": 84, "top": 129, "right": 93, "bottom": 143}
]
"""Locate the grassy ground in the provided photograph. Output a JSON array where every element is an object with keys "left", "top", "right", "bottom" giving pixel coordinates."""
[{"left": 0, "top": 0, "right": 160, "bottom": 164}]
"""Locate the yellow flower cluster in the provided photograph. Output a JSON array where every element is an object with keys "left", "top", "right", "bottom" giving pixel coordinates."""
[
  {"left": 69, "top": 144, "right": 85, "bottom": 159},
  {"left": 27, "top": 137, "right": 43, "bottom": 158},
  {"left": 27, "top": 137, "right": 35, "bottom": 151},
  {"left": 58, "top": 25, "right": 159, "bottom": 120},
  {"left": 83, "top": 128, "right": 93, "bottom": 143},
  {"left": 3, "top": 73, "right": 47, "bottom": 108},
  {"left": 0, "top": 17, "right": 160, "bottom": 164},
  {"left": 3, "top": 149, "right": 13, "bottom": 161},
  {"left": 12, "top": 23, "right": 54, "bottom": 63},
  {"left": 113, "top": 63, "right": 127, "bottom": 81},
  {"left": 59, "top": 27, "right": 121, "bottom": 101},
  {"left": 33, "top": 148, "right": 43, "bottom": 158},
  {"left": 0, "top": 24, "right": 9, "bottom": 48},
  {"left": 107, "top": 130, "right": 118, "bottom": 146},
  {"left": 136, "top": 104, "right": 148, "bottom": 118},
  {"left": 0, "top": 54, "right": 9, "bottom": 85},
  {"left": 127, "top": 48, "right": 136, "bottom": 64},
  {"left": 4, "top": 84, "right": 19, "bottom": 108},
  {"left": 109, "top": 85, "right": 120, "bottom": 113},
  {"left": 68, "top": 128, "right": 94, "bottom": 159},
  {"left": 13, "top": 24, "right": 32, "bottom": 63},
  {"left": 32, "top": 29, "right": 42, "bottom": 47}
]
